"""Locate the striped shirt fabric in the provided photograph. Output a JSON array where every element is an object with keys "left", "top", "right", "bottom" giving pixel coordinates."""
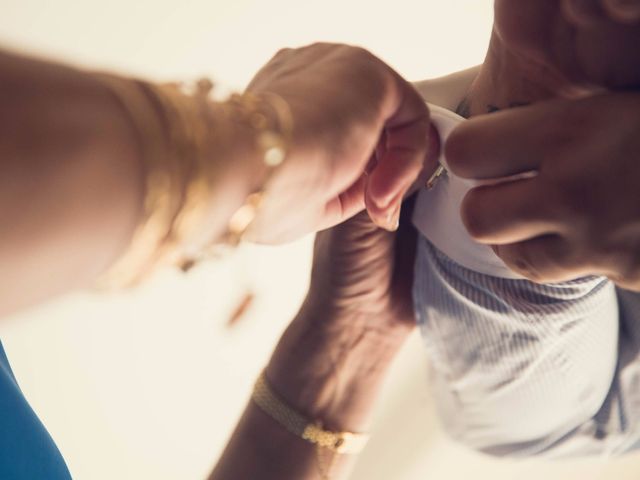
[
  {"left": 411, "top": 98, "right": 640, "bottom": 458},
  {"left": 413, "top": 226, "right": 640, "bottom": 458}
]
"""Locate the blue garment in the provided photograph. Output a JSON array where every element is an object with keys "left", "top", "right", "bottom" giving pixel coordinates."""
[{"left": 0, "top": 342, "right": 71, "bottom": 479}]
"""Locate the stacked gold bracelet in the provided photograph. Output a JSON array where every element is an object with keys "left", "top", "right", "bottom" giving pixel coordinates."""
[
  {"left": 252, "top": 371, "right": 369, "bottom": 479},
  {"left": 95, "top": 74, "right": 292, "bottom": 288}
]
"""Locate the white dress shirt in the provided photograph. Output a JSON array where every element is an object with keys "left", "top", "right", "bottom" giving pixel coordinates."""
[{"left": 411, "top": 70, "right": 640, "bottom": 457}]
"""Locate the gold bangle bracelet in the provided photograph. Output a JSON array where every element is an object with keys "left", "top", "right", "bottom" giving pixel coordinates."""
[
  {"left": 95, "top": 74, "right": 183, "bottom": 288},
  {"left": 95, "top": 74, "right": 293, "bottom": 287},
  {"left": 143, "top": 81, "right": 215, "bottom": 265}
]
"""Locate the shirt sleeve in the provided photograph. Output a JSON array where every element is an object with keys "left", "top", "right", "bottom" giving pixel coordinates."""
[{"left": 413, "top": 236, "right": 625, "bottom": 458}]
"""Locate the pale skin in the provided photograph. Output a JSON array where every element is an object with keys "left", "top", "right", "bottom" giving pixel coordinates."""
[
  {"left": 446, "top": 0, "right": 640, "bottom": 289},
  {"left": 0, "top": 44, "right": 436, "bottom": 318}
]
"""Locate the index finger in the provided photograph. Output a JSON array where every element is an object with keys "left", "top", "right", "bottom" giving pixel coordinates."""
[{"left": 444, "top": 98, "right": 577, "bottom": 180}]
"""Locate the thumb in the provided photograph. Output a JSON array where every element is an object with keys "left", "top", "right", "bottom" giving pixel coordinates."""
[{"left": 365, "top": 115, "right": 439, "bottom": 231}]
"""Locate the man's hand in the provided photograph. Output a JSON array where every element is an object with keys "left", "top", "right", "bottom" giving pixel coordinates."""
[
  {"left": 446, "top": 92, "right": 640, "bottom": 290},
  {"left": 246, "top": 43, "right": 437, "bottom": 243}
]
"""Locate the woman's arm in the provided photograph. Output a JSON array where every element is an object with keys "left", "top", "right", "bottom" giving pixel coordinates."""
[
  {"left": 0, "top": 44, "right": 436, "bottom": 318},
  {"left": 0, "top": 49, "right": 269, "bottom": 316},
  {"left": 0, "top": 50, "right": 146, "bottom": 315}
]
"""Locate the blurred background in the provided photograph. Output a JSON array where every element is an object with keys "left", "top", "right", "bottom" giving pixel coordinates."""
[{"left": 1, "top": 0, "right": 639, "bottom": 478}]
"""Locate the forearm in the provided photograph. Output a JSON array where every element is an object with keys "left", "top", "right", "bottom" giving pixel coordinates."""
[
  {"left": 210, "top": 309, "right": 406, "bottom": 480},
  {"left": 0, "top": 50, "right": 263, "bottom": 316},
  {"left": 0, "top": 50, "right": 145, "bottom": 315}
]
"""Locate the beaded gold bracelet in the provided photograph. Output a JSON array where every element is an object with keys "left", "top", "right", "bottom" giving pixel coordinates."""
[{"left": 96, "top": 74, "right": 292, "bottom": 288}]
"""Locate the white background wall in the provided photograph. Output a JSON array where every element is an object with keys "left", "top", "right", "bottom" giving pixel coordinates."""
[{"left": 1, "top": 1, "right": 639, "bottom": 479}]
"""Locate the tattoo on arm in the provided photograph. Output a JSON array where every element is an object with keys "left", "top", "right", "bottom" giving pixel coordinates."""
[
  {"left": 455, "top": 97, "right": 471, "bottom": 118},
  {"left": 455, "top": 98, "right": 530, "bottom": 118},
  {"left": 487, "top": 101, "right": 530, "bottom": 113}
]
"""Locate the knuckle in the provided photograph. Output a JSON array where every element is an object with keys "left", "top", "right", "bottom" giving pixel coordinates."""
[
  {"left": 611, "top": 246, "right": 640, "bottom": 287},
  {"left": 553, "top": 99, "right": 594, "bottom": 134},
  {"left": 499, "top": 239, "right": 579, "bottom": 284},
  {"left": 275, "top": 47, "right": 292, "bottom": 56},
  {"left": 497, "top": 243, "right": 545, "bottom": 283},
  {"left": 269, "top": 47, "right": 295, "bottom": 65},
  {"left": 539, "top": 101, "right": 595, "bottom": 162},
  {"left": 344, "top": 44, "right": 375, "bottom": 60},
  {"left": 545, "top": 176, "right": 592, "bottom": 234},
  {"left": 509, "top": 246, "right": 546, "bottom": 283},
  {"left": 547, "top": 241, "right": 581, "bottom": 275},
  {"left": 554, "top": 184, "right": 585, "bottom": 220},
  {"left": 444, "top": 124, "right": 475, "bottom": 177},
  {"left": 303, "top": 42, "right": 332, "bottom": 52},
  {"left": 460, "top": 192, "right": 491, "bottom": 241},
  {"left": 273, "top": 47, "right": 293, "bottom": 61}
]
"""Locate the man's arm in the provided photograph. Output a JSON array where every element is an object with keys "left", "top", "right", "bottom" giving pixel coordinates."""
[
  {"left": 210, "top": 312, "right": 406, "bottom": 479},
  {"left": 210, "top": 208, "right": 418, "bottom": 478}
]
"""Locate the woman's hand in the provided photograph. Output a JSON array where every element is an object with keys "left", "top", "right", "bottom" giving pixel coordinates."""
[
  {"left": 246, "top": 43, "right": 437, "bottom": 244},
  {"left": 446, "top": 92, "right": 640, "bottom": 291}
]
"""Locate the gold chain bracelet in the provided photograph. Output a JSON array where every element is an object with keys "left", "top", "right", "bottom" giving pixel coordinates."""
[
  {"left": 95, "top": 74, "right": 292, "bottom": 288},
  {"left": 252, "top": 371, "right": 369, "bottom": 480}
]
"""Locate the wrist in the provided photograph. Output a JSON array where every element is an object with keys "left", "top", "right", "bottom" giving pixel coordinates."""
[
  {"left": 196, "top": 101, "right": 268, "bottom": 242},
  {"left": 208, "top": 100, "right": 270, "bottom": 192},
  {"left": 265, "top": 308, "right": 405, "bottom": 432},
  {"left": 207, "top": 92, "right": 293, "bottom": 245}
]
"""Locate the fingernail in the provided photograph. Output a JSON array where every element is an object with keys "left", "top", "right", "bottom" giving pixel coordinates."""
[
  {"left": 384, "top": 204, "right": 401, "bottom": 232},
  {"left": 375, "top": 192, "right": 395, "bottom": 210}
]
